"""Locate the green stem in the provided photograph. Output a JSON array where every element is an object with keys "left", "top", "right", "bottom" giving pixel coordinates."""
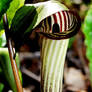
[{"left": 41, "top": 38, "right": 69, "bottom": 92}]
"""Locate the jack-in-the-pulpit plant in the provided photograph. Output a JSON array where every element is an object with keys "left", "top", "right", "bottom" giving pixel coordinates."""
[
  {"left": 39, "top": 6, "right": 81, "bottom": 92},
  {"left": 9, "top": 0, "right": 81, "bottom": 92}
]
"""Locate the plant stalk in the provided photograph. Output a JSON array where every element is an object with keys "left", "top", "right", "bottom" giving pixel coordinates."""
[
  {"left": 41, "top": 38, "right": 69, "bottom": 92},
  {"left": 3, "top": 14, "right": 23, "bottom": 92}
]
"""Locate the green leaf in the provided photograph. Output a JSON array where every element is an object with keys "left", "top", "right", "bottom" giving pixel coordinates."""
[
  {"left": 83, "top": 5, "right": 92, "bottom": 84},
  {"left": 0, "top": 30, "right": 6, "bottom": 47},
  {"left": 0, "top": 48, "right": 21, "bottom": 92},
  {"left": 0, "top": 0, "right": 25, "bottom": 31},
  {"left": 0, "top": 0, "right": 12, "bottom": 20},
  {"left": 7, "top": 0, "right": 25, "bottom": 26}
]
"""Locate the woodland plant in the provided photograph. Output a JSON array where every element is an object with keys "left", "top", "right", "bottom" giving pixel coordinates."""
[{"left": 0, "top": 0, "right": 81, "bottom": 92}]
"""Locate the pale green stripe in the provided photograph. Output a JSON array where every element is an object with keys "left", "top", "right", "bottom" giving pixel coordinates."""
[
  {"left": 41, "top": 39, "right": 69, "bottom": 92},
  {"left": 41, "top": 38, "right": 53, "bottom": 92},
  {"left": 53, "top": 40, "right": 65, "bottom": 92},
  {"left": 56, "top": 40, "right": 69, "bottom": 92},
  {"left": 46, "top": 41, "right": 58, "bottom": 92},
  {"left": 41, "top": 38, "right": 46, "bottom": 79},
  {"left": 44, "top": 40, "right": 57, "bottom": 92},
  {"left": 42, "top": 39, "right": 51, "bottom": 81},
  {"left": 52, "top": 40, "right": 66, "bottom": 92},
  {"left": 57, "top": 40, "right": 68, "bottom": 92},
  {"left": 42, "top": 38, "right": 45, "bottom": 58},
  {"left": 43, "top": 39, "right": 53, "bottom": 92},
  {"left": 42, "top": 38, "right": 49, "bottom": 84},
  {"left": 49, "top": 40, "right": 63, "bottom": 92},
  {"left": 41, "top": 38, "right": 46, "bottom": 86}
]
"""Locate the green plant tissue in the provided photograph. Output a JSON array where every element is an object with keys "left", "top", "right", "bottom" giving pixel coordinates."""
[
  {"left": 0, "top": 48, "right": 21, "bottom": 92},
  {"left": 0, "top": 0, "right": 12, "bottom": 20},
  {"left": 0, "top": 83, "right": 4, "bottom": 92},
  {"left": 83, "top": 5, "right": 92, "bottom": 83},
  {"left": 0, "top": 30, "right": 6, "bottom": 47},
  {"left": 0, "top": 0, "right": 25, "bottom": 30}
]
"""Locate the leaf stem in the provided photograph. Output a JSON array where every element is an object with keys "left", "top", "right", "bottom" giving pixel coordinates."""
[{"left": 3, "top": 14, "right": 23, "bottom": 92}]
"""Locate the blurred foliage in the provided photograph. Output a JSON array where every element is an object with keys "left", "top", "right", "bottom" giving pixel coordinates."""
[
  {"left": 0, "top": 83, "right": 4, "bottom": 92},
  {"left": 68, "top": 37, "right": 75, "bottom": 48},
  {"left": 83, "top": 5, "right": 92, "bottom": 84},
  {"left": 83, "top": 0, "right": 91, "bottom": 4},
  {"left": 0, "top": 48, "right": 21, "bottom": 92},
  {"left": 0, "top": 30, "right": 6, "bottom": 47},
  {"left": 0, "top": 19, "right": 4, "bottom": 31}
]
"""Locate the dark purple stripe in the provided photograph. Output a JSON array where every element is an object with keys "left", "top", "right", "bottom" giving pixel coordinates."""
[
  {"left": 53, "top": 14, "right": 57, "bottom": 23},
  {"left": 58, "top": 12, "right": 62, "bottom": 32},
  {"left": 66, "top": 11, "right": 70, "bottom": 29},
  {"left": 62, "top": 11, "right": 66, "bottom": 31}
]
